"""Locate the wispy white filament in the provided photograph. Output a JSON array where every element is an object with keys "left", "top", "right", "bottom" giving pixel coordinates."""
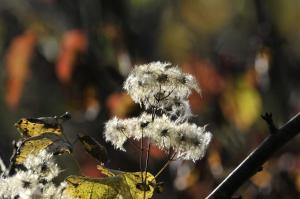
[{"left": 0, "top": 156, "right": 6, "bottom": 173}]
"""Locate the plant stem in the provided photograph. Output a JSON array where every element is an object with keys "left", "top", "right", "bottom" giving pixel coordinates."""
[
  {"left": 205, "top": 113, "right": 300, "bottom": 199},
  {"left": 153, "top": 153, "right": 176, "bottom": 181},
  {"left": 144, "top": 142, "right": 151, "bottom": 176},
  {"left": 143, "top": 141, "right": 151, "bottom": 199},
  {"left": 120, "top": 130, "right": 141, "bottom": 151},
  {"left": 140, "top": 130, "right": 144, "bottom": 183}
]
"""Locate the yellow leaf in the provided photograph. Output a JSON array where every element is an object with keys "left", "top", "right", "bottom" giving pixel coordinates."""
[
  {"left": 10, "top": 134, "right": 71, "bottom": 168},
  {"left": 96, "top": 164, "right": 117, "bottom": 177},
  {"left": 14, "top": 112, "right": 71, "bottom": 138},
  {"left": 64, "top": 169, "right": 156, "bottom": 199},
  {"left": 64, "top": 175, "right": 127, "bottom": 199},
  {"left": 220, "top": 77, "right": 262, "bottom": 131},
  {"left": 15, "top": 137, "right": 53, "bottom": 165},
  {"left": 122, "top": 171, "right": 155, "bottom": 199}
]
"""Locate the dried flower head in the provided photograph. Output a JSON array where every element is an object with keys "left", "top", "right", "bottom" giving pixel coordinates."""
[
  {"left": 104, "top": 113, "right": 212, "bottom": 161},
  {"left": 24, "top": 150, "right": 61, "bottom": 182},
  {"left": 105, "top": 61, "right": 211, "bottom": 181},
  {"left": 0, "top": 150, "right": 65, "bottom": 198},
  {"left": 123, "top": 62, "right": 200, "bottom": 111}
]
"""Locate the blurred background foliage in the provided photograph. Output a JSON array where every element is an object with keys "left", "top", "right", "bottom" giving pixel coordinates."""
[{"left": 0, "top": 0, "right": 300, "bottom": 198}]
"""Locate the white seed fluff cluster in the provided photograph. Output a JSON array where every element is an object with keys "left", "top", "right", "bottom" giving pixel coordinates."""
[
  {"left": 105, "top": 61, "right": 211, "bottom": 162},
  {"left": 0, "top": 150, "right": 66, "bottom": 199},
  {"left": 105, "top": 113, "right": 212, "bottom": 162},
  {"left": 124, "top": 62, "right": 200, "bottom": 116}
]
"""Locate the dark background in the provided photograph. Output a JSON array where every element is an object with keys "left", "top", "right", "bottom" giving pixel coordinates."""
[{"left": 0, "top": 0, "right": 300, "bottom": 198}]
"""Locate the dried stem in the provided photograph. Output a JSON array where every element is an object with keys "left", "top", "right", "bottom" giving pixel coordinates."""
[
  {"left": 144, "top": 142, "right": 151, "bottom": 174},
  {"left": 143, "top": 141, "right": 151, "bottom": 199},
  {"left": 205, "top": 113, "right": 300, "bottom": 199},
  {"left": 153, "top": 153, "right": 176, "bottom": 181},
  {"left": 140, "top": 130, "right": 144, "bottom": 183},
  {"left": 120, "top": 129, "right": 142, "bottom": 151}
]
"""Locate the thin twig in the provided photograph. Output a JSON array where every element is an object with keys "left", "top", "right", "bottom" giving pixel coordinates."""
[
  {"left": 205, "top": 112, "right": 300, "bottom": 199},
  {"left": 145, "top": 105, "right": 157, "bottom": 177},
  {"left": 152, "top": 153, "right": 176, "bottom": 181},
  {"left": 159, "top": 87, "right": 175, "bottom": 101},
  {"left": 142, "top": 141, "right": 151, "bottom": 199},
  {"left": 145, "top": 97, "right": 154, "bottom": 109},
  {"left": 119, "top": 130, "right": 142, "bottom": 151},
  {"left": 144, "top": 142, "right": 151, "bottom": 175},
  {"left": 142, "top": 102, "right": 158, "bottom": 198},
  {"left": 140, "top": 129, "right": 144, "bottom": 183}
]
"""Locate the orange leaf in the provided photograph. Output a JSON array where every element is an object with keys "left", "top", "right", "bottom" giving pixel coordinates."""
[{"left": 5, "top": 31, "right": 37, "bottom": 110}]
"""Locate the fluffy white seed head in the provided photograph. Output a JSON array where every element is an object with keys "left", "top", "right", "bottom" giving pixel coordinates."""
[
  {"left": 104, "top": 117, "right": 139, "bottom": 151},
  {"left": 24, "top": 150, "right": 61, "bottom": 182},
  {"left": 123, "top": 62, "right": 200, "bottom": 111},
  {"left": 105, "top": 61, "right": 211, "bottom": 162},
  {"left": 104, "top": 114, "right": 212, "bottom": 161},
  {"left": 0, "top": 150, "right": 65, "bottom": 198}
]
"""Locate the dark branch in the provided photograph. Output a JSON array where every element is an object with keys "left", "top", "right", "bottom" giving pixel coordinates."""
[
  {"left": 261, "top": 113, "right": 278, "bottom": 134},
  {"left": 205, "top": 112, "right": 300, "bottom": 199}
]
